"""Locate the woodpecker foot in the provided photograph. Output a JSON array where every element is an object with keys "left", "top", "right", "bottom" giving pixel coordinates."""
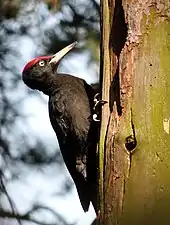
[
  {"left": 96, "top": 210, "right": 101, "bottom": 220},
  {"left": 93, "top": 93, "right": 107, "bottom": 122}
]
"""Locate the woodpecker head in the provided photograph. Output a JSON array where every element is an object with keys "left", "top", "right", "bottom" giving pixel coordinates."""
[{"left": 22, "top": 42, "right": 77, "bottom": 92}]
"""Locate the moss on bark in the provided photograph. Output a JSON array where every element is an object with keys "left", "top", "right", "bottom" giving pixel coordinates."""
[{"left": 99, "top": 1, "right": 170, "bottom": 224}]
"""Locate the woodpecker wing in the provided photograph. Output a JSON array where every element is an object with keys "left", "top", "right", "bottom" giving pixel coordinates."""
[{"left": 48, "top": 76, "right": 92, "bottom": 212}]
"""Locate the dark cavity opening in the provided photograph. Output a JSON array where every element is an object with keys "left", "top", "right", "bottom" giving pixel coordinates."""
[{"left": 109, "top": 0, "right": 128, "bottom": 114}]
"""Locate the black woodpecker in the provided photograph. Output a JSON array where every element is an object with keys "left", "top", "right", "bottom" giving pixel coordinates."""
[{"left": 22, "top": 42, "right": 98, "bottom": 213}]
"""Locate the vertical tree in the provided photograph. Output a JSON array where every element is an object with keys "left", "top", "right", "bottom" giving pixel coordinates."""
[
  {"left": 0, "top": 0, "right": 100, "bottom": 224},
  {"left": 99, "top": 0, "right": 170, "bottom": 224}
]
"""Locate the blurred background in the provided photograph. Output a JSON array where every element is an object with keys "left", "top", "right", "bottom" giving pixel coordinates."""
[{"left": 0, "top": 0, "right": 100, "bottom": 225}]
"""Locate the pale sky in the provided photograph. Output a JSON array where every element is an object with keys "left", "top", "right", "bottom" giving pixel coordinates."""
[
  {"left": 1, "top": 1, "right": 100, "bottom": 224},
  {"left": 4, "top": 2, "right": 99, "bottom": 224}
]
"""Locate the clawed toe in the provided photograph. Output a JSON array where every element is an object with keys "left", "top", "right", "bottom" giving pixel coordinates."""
[{"left": 92, "top": 93, "right": 107, "bottom": 122}]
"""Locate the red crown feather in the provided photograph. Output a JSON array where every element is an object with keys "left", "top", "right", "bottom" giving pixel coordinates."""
[{"left": 22, "top": 56, "right": 52, "bottom": 74}]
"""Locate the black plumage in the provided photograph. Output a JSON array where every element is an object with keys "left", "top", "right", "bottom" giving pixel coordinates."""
[{"left": 22, "top": 43, "right": 98, "bottom": 213}]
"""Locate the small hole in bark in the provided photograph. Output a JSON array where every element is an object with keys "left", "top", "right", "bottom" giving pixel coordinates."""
[
  {"left": 149, "top": 63, "right": 152, "bottom": 66},
  {"left": 125, "top": 135, "right": 137, "bottom": 152}
]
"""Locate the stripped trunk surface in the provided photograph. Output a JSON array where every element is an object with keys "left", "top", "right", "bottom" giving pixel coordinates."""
[{"left": 99, "top": 0, "right": 170, "bottom": 224}]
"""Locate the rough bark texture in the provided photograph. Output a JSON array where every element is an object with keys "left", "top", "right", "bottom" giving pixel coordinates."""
[{"left": 99, "top": 0, "right": 170, "bottom": 224}]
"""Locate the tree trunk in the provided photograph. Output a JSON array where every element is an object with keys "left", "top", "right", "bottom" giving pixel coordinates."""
[{"left": 99, "top": 0, "right": 170, "bottom": 224}]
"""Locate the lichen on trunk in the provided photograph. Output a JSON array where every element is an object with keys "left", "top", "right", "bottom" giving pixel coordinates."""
[{"left": 99, "top": 0, "right": 170, "bottom": 224}]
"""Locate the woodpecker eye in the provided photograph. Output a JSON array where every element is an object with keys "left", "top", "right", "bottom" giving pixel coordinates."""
[{"left": 39, "top": 60, "right": 45, "bottom": 67}]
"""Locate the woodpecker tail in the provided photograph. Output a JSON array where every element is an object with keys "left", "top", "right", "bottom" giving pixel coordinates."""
[{"left": 74, "top": 173, "right": 91, "bottom": 212}]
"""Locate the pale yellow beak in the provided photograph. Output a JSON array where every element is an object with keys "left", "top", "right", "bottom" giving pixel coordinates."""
[{"left": 49, "top": 41, "right": 77, "bottom": 64}]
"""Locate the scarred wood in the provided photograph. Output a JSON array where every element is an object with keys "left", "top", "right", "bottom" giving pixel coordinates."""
[{"left": 99, "top": 0, "right": 170, "bottom": 224}]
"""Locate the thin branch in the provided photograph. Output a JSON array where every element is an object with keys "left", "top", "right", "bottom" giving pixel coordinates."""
[
  {"left": 0, "top": 209, "right": 73, "bottom": 225},
  {"left": 26, "top": 204, "right": 69, "bottom": 223},
  {"left": 0, "top": 172, "right": 22, "bottom": 225}
]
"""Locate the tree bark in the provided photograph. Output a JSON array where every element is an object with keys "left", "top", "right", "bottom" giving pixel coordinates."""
[{"left": 99, "top": 0, "right": 170, "bottom": 224}]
